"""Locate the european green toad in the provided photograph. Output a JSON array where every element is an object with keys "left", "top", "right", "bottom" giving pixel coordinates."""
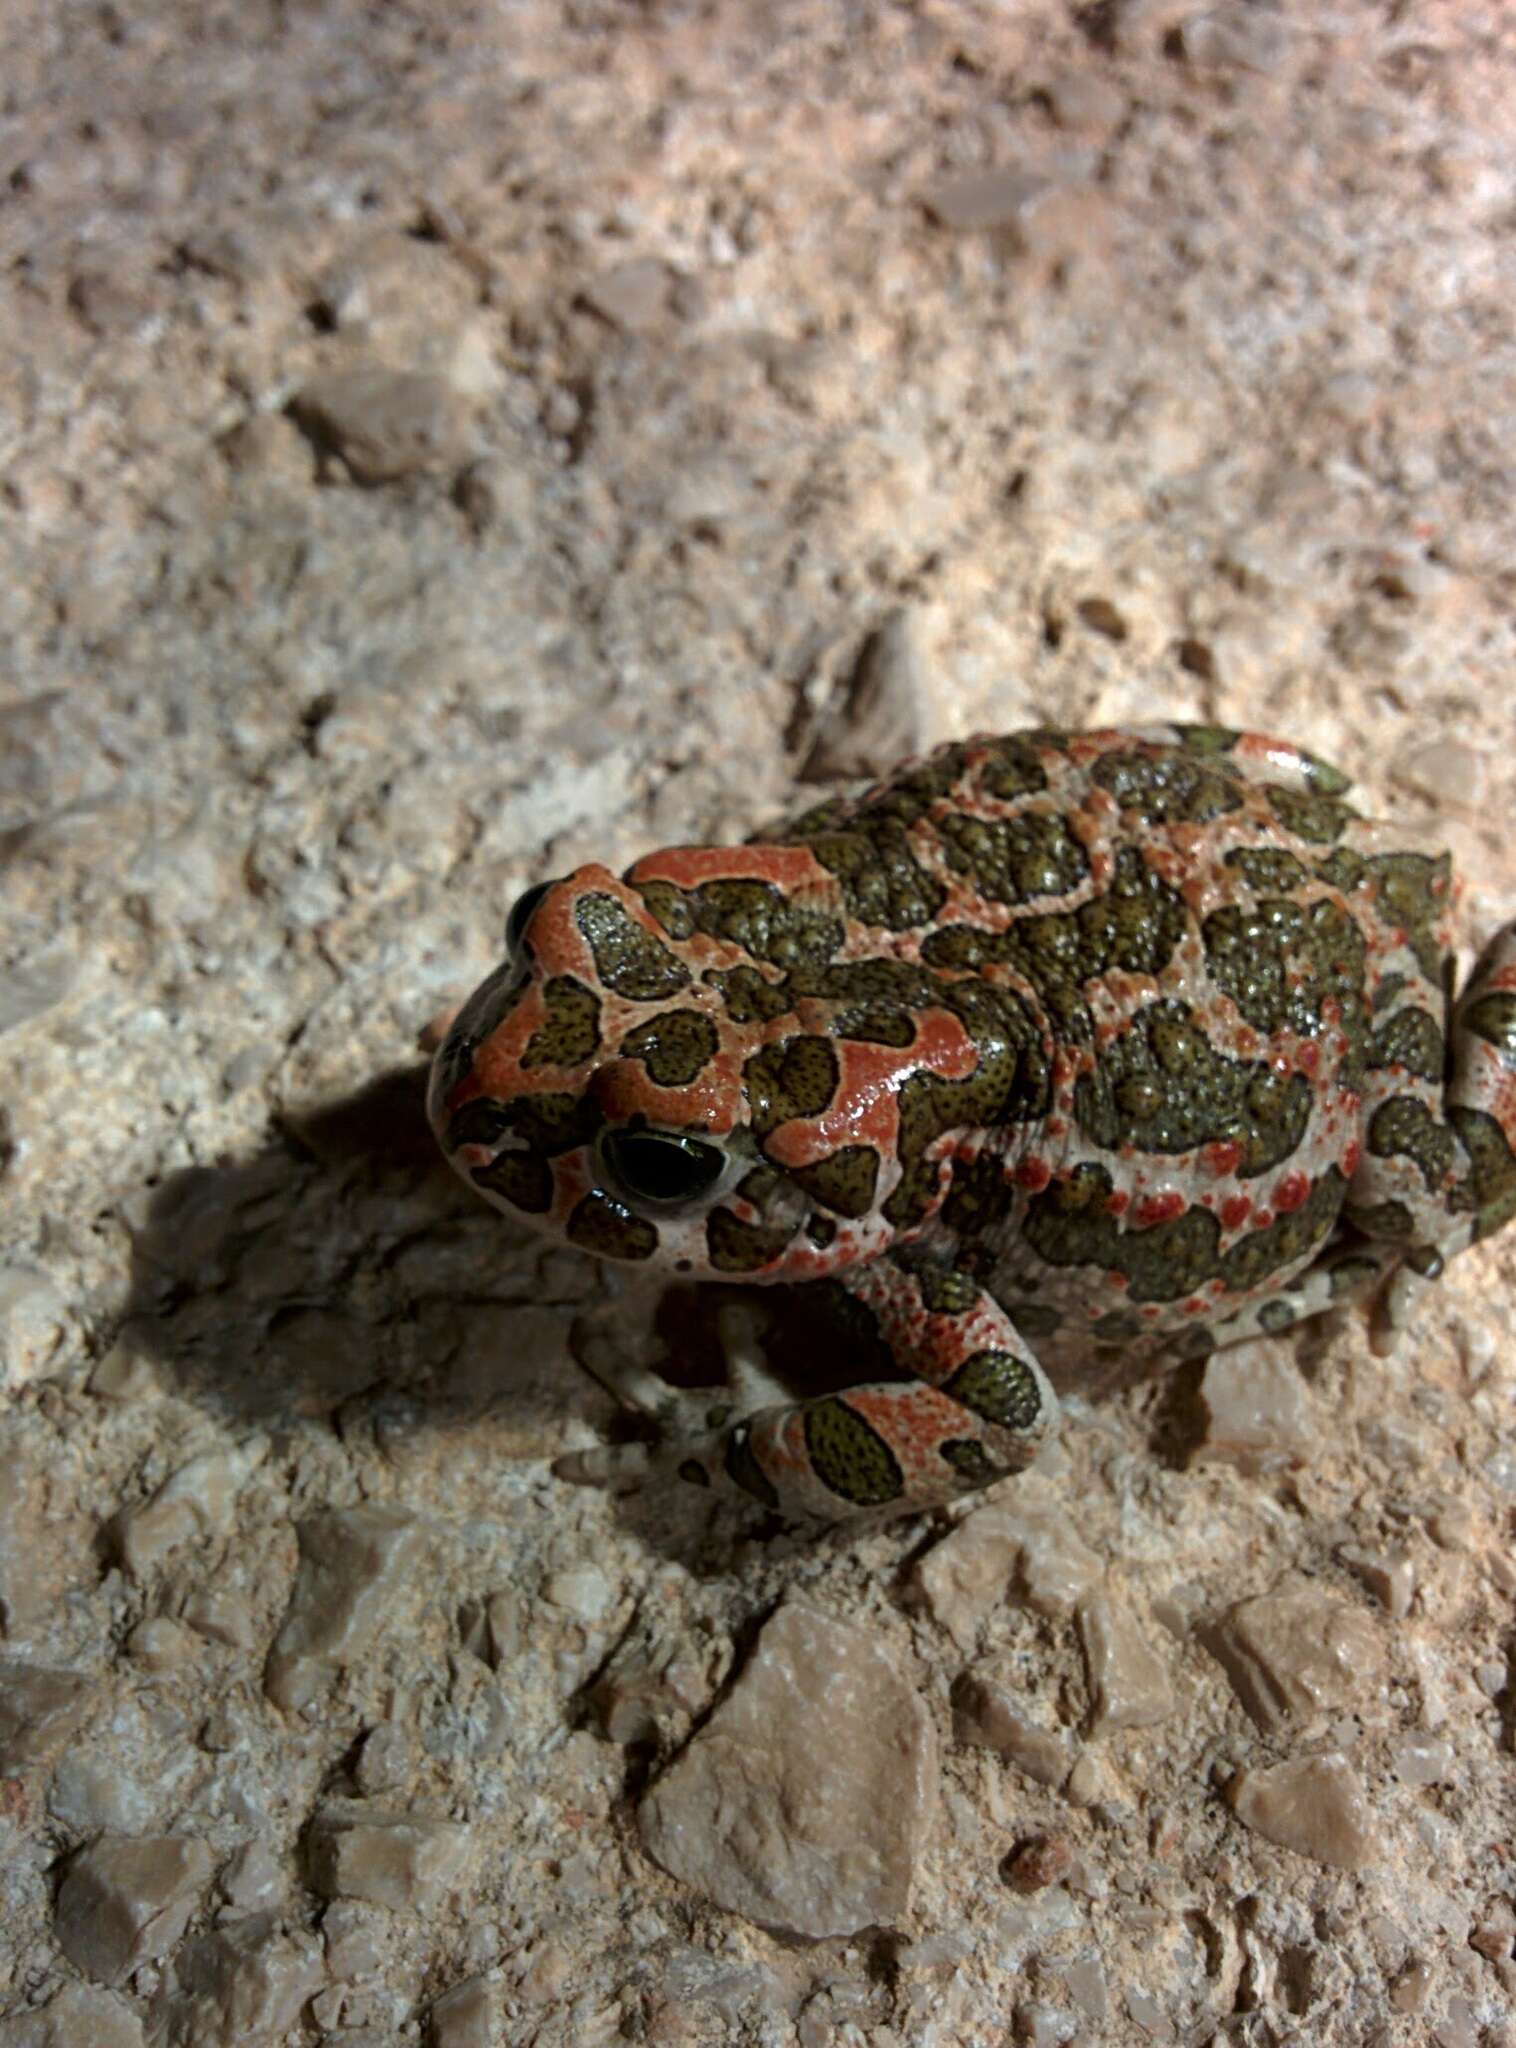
[{"left": 430, "top": 725, "right": 1516, "bottom": 1521}]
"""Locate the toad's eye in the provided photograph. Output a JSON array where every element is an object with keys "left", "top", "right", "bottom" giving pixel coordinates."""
[
  {"left": 504, "top": 880, "right": 554, "bottom": 956},
  {"left": 599, "top": 1128, "right": 727, "bottom": 1208}
]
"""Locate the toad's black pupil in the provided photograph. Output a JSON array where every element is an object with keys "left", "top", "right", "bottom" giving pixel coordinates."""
[
  {"left": 505, "top": 880, "right": 553, "bottom": 954},
  {"left": 603, "top": 1130, "right": 725, "bottom": 1205}
]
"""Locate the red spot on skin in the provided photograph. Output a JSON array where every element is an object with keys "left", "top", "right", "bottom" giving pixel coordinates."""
[
  {"left": 1045, "top": 1118, "right": 1068, "bottom": 1140},
  {"left": 1135, "top": 1190, "right": 1186, "bottom": 1228},
  {"left": 1105, "top": 1189, "right": 1129, "bottom": 1216},
  {"left": 1107, "top": 1271, "right": 1129, "bottom": 1290},
  {"left": 1220, "top": 1194, "right": 1252, "bottom": 1232},
  {"left": 1203, "top": 1140, "right": 1242, "bottom": 1177},
  {"left": 1184, "top": 1297, "right": 1208, "bottom": 1315},
  {"left": 1016, "top": 1156, "right": 1052, "bottom": 1191},
  {"left": 1342, "top": 1139, "right": 1361, "bottom": 1177},
  {"left": 1274, "top": 1171, "right": 1310, "bottom": 1214},
  {"left": 1297, "top": 1039, "right": 1319, "bottom": 1074}
]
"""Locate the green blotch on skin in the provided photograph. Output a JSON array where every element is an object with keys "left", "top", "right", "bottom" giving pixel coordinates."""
[
  {"left": 706, "top": 1204, "right": 796, "bottom": 1273},
  {"left": 1448, "top": 1106, "right": 1516, "bottom": 1240},
  {"left": 1368, "top": 1005, "right": 1445, "bottom": 1082},
  {"left": 576, "top": 893, "right": 691, "bottom": 1002},
  {"left": 1463, "top": 990, "right": 1516, "bottom": 1062},
  {"left": 1367, "top": 1095, "right": 1461, "bottom": 1193},
  {"left": 1090, "top": 746, "right": 1245, "bottom": 826},
  {"left": 566, "top": 1190, "right": 658, "bottom": 1261},
  {"left": 522, "top": 976, "right": 602, "bottom": 1071},
  {"left": 789, "top": 1145, "right": 880, "bottom": 1219},
  {"left": 802, "top": 1397, "right": 905, "bottom": 1506},
  {"left": 942, "top": 1348, "right": 1042, "bottom": 1430},
  {"left": 618, "top": 1007, "right": 719, "bottom": 1087}
]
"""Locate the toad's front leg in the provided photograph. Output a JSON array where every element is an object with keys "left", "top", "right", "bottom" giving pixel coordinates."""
[{"left": 637, "top": 1253, "right": 1061, "bottom": 1524}]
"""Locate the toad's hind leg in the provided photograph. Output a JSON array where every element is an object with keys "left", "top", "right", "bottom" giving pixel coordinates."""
[
  {"left": 1356, "top": 919, "right": 1516, "bottom": 1341},
  {"left": 1193, "top": 1236, "right": 1401, "bottom": 1355}
]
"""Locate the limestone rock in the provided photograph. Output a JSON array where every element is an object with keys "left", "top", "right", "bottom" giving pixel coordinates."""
[
  {"left": 429, "top": 1972, "right": 498, "bottom": 2048},
  {"left": 0, "top": 1985, "right": 145, "bottom": 2048},
  {"left": 951, "top": 1663, "right": 1073, "bottom": 1787},
  {"left": 912, "top": 1494, "right": 1101, "bottom": 1646},
  {"left": 289, "top": 369, "right": 475, "bottom": 484},
  {"left": 264, "top": 1506, "right": 426, "bottom": 1711},
  {"left": 639, "top": 1604, "right": 938, "bottom": 1937},
  {"left": 159, "top": 1912, "right": 325, "bottom": 2046},
  {"left": 1077, "top": 1596, "right": 1176, "bottom": 1733},
  {"left": 308, "top": 1806, "right": 474, "bottom": 1910},
  {"left": 1213, "top": 1582, "right": 1386, "bottom": 1732},
  {"left": 0, "top": 1660, "right": 97, "bottom": 1773},
  {"left": 114, "top": 1437, "right": 266, "bottom": 1577},
  {"left": 1192, "top": 1341, "right": 1321, "bottom": 1473},
  {"left": 1228, "top": 1754, "right": 1379, "bottom": 1869},
  {"left": 54, "top": 1834, "right": 216, "bottom": 1983}
]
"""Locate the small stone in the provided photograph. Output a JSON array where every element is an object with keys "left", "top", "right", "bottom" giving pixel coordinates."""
[
  {"left": 219, "top": 1839, "right": 284, "bottom": 1914},
  {"left": 54, "top": 1833, "right": 216, "bottom": 1983},
  {"left": 48, "top": 1752, "right": 156, "bottom": 1834},
  {"left": 167, "top": 1912, "right": 325, "bottom": 2046},
  {"left": 265, "top": 1506, "right": 426, "bottom": 1711},
  {"left": 1175, "top": 4, "right": 1289, "bottom": 71},
  {"left": 639, "top": 1603, "right": 938, "bottom": 1938},
  {"left": 0, "top": 1660, "right": 96, "bottom": 1772},
  {"left": 1337, "top": 1545, "right": 1416, "bottom": 1620},
  {"left": 951, "top": 1664, "right": 1072, "bottom": 1786},
  {"left": 220, "top": 412, "right": 315, "bottom": 487},
  {"left": 1038, "top": 70, "right": 1125, "bottom": 131},
  {"left": 181, "top": 1588, "right": 259, "bottom": 1649},
  {"left": 322, "top": 1900, "right": 385, "bottom": 1980},
  {"left": 1393, "top": 740, "right": 1484, "bottom": 812},
  {"left": 308, "top": 1806, "right": 474, "bottom": 1910},
  {"left": 1425, "top": 1494, "right": 1475, "bottom": 1551},
  {"left": 354, "top": 1721, "right": 415, "bottom": 1795},
  {"left": 115, "top": 1440, "right": 266, "bottom": 1577},
  {"left": 0, "top": 1984, "right": 145, "bottom": 2048},
  {"left": 1212, "top": 1581, "right": 1386, "bottom": 1732},
  {"left": 429, "top": 1972, "right": 497, "bottom": 2048},
  {"left": 289, "top": 369, "right": 475, "bottom": 484},
  {"left": 0, "top": 1264, "right": 68, "bottom": 1392},
  {"left": 912, "top": 1493, "right": 1101, "bottom": 1646},
  {"left": 1391, "top": 1733, "right": 1453, "bottom": 1786},
  {"left": 126, "top": 1617, "right": 198, "bottom": 1670},
  {"left": 1003, "top": 1833, "right": 1074, "bottom": 1892},
  {"left": 1228, "top": 1754, "right": 1379, "bottom": 1869},
  {"left": 1063, "top": 1753, "right": 1105, "bottom": 1807},
  {"left": 1013, "top": 2000, "right": 1076, "bottom": 2046},
  {"left": 543, "top": 1564, "right": 615, "bottom": 1622},
  {"left": 923, "top": 167, "right": 1051, "bottom": 233},
  {"left": 454, "top": 455, "right": 532, "bottom": 537},
  {"left": 800, "top": 609, "right": 930, "bottom": 782},
  {"left": 581, "top": 257, "right": 678, "bottom": 331},
  {"left": 1193, "top": 1341, "right": 1321, "bottom": 1473},
  {"left": 1077, "top": 1597, "right": 1176, "bottom": 1733}
]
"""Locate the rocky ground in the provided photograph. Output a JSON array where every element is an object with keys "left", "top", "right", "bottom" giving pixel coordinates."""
[{"left": 2, "top": 1, "right": 1515, "bottom": 2043}]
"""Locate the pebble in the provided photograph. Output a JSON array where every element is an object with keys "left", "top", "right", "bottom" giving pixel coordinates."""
[
  {"left": 1393, "top": 739, "right": 1485, "bottom": 812},
  {"left": 1391, "top": 1732, "right": 1454, "bottom": 1787},
  {"left": 1038, "top": 70, "right": 1126, "bottom": 132},
  {"left": 0, "top": 1984, "right": 145, "bottom": 2048},
  {"left": 166, "top": 1912, "right": 325, "bottom": 2046},
  {"left": 219, "top": 1838, "right": 284, "bottom": 1914},
  {"left": 0, "top": 1660, "right": 96, "bottom": 1772},
  {"left": 0, "top": 1264, "right": 68, "bottom": 1393},
  {"left": 1212, "top": 1581, "right": 1386, "bottom": 1732},
  {"left": 53, "top": 1833, "right": 216, "bottom": 1983},
  {"left": 1228, "top": 1753, "right": 1379, "bottom": 1869},
  {"left": 308, "top": 1805, "right": 474, "bottom": 1911},
  {"left": 321, "top": 1901, "right": 385, "bottom": 1981},
  {"left": 114, "top": 1439, "right": 266, "bottom": 1577},
  {"left": 1076, "top": 1596, "right": 1176, "bottom": 1733},
  {"left": 429, "top": 1971, "right": 498, "bottom": 2048},
  {"left": 923, "top": 167, "right": 1052, "bottom": 234},
  {"left": 288, "top": 368, "right": 475, "bottom": 485},
  {"left": 126, "top": 1617, "right": 199, "bottom": 1670},
  {"left": 264, "top": 1505, "right": 426, "bottom": 1711},
  {"left": 581, "top": 257, "right": 680, "bottom": 332},
  {"left": 1192, "top": 1340, "right": 1321, "bottom": 1472},
  {"left": 639, "top": 1603, "right": 938, "bottom": 1938},
  {"left": 48, "top": 1752, "right": 157, "bottom": 1834},
  {"left": 1337, "top": 1544, "right": 1416, "bottom": 1620},
  {"left": 353, "top": 1720, "right": 416, "bottom": 1795},
  {"left": 799, "top": 609, "right": 930, "bottom": 782},
  {"left": 951, "top": 1663, "right": 1073, "bottom": 1787},
  {"left": 1003, "top": 1833, "right": 1075, "bottom": 1893},
  {"left": 911, "top": 1491, "right": 1101, "bottom": 1646},
  {"left": 543, "top": 1563, "right": 615, "bottom": 1622}
]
